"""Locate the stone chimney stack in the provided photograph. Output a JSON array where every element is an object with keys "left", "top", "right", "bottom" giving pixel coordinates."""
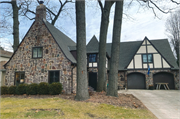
[{"left": 35, "top": 1, "right": 46, "bottom": 22}]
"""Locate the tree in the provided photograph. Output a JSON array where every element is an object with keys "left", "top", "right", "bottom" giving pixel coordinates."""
[
  {"left": 166, "top": 10, "right": 180, "bottom": 66},
  {"left": 0, "top": 0, "right": 22, "bottom": 51},
  {"left": 97, "top": 0, "right": 114, "bottom": 92},
  {"left": 75, "top": 0, "right": 89, "bottom": 101},
  {"left": 107, "top": 1, "right": 124, "bottom": 97}
]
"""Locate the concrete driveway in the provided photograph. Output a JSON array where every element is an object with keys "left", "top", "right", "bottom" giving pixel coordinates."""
[{"left": 118, "top": 90, "right": 180, "bottom": 119}]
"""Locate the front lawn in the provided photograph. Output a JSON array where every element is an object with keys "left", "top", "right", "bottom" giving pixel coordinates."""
[{"left": 1, "top": 97, "right": 156, "bottom": 118}]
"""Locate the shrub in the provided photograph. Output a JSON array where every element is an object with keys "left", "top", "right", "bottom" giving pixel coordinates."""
[
  {"left": 26, "top": 83, "right": 38, "bottom": 95},
  {"left": 16, "top": 84, "right": 28, "bottom": 95},
  {"left": 8, "top": 85, "right": 17, "bottom": 94},
  {"left": 49, "top": 82, "right": 63, "bottom": 95},
  {"left": 1, "top": 86, "right": 8, "bottom": 95},
  {"left": 38, "top": 82, "right": 49, "bottom": 95}
]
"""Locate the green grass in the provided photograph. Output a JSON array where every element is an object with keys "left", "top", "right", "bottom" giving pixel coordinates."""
[{"left": 0, "top": 97, "right": 157, "bottom": 118}]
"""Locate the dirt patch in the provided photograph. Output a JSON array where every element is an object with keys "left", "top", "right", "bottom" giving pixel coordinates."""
[{"left": 1, "top": 92, "right": 146, "bottom": 109}]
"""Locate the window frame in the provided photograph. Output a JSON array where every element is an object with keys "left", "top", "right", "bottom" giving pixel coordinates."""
[
  {"left": 32, "top": 47, "right": 43, "bottom": 59},
  {"left": 14, "top": 71, "right": 25, "bottom": 86},
  {"left": 142, "top": 54, "right": 153, "bottom": 63},
  {"left": 48, "top": 70, "right": 60, "bottom": 84},
  {"left": 87, "top": 53, "right": 98, "bottom": 68}
]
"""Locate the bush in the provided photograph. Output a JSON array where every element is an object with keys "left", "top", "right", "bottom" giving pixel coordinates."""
[
  {"left": 26, "top": 83, "right": 38, "bottom": 95},
  {"left": 38, "top": 82, "right": 49, "bottom": 95},
  {"left": 8, "top": 86, "right": 17, "bottom": 94},
  {"left": 1, "top": 86, "right": 8, "bottom": 95},
  {"left": 49, "top": 82, "right": 63, "bottom": 95},
  {"left": 16, "top": 84, "right": 28, "bottom": 95}
]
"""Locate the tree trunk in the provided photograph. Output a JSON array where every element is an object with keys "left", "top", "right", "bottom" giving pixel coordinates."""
[
  {"left": 107, "top": 1, "right": 124, "bottom": 97},
  {"left": 75, "top": 0, "right": 89, "bottom": 101},
  {"left": 97, "top": 1, "right": 114, "bottom": 92},
  {"left": 12, "top": 0, "right": 19, "bottom": 52}
]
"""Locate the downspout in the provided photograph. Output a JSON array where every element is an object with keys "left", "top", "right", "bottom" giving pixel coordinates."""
[{"left": 71, "top": 63, "right": 76, "bottom": 93}]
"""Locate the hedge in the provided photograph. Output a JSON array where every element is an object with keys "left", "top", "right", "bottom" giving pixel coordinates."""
[
  {"left": 8, "top": 85, "right": 17, "bottom": 94},
  {"left": 16, "top": 84, "right": 28, "bottom": 95},
  {"left": 38, "top": 82, "right": 49, "bottom": 95},
  {"left": 26, "top": 83, "right": 38, "bottom": 95},
  {"left": 1, "top": 86, "right": 8, "bottom": 95},
  {"left": 49, "top": 82, "right": 63, "bottom": 95}
]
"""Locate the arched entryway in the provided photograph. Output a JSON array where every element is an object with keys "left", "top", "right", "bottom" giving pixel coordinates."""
[
  {"left": 127, "top": 72, "right": 146, "bottom": 89},
  {"left": 153, "top": 72, "right": 175, "bottom": 89}
]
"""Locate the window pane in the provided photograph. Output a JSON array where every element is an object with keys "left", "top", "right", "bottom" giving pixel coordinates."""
[
  {"left": 143, "top": 55, "right": 147, "bottom": 63},
  {"left": 33, "top": 48, "right": 37, "bottom": 58},
  {"left": 38, "top": 48, "right": 42, "bottom": 57},
  {"left": 89, "top": 54, "right": 97, "bottom": 62},
  {"left": 148, "top": 54, "right": 153, "bottom": 62}
]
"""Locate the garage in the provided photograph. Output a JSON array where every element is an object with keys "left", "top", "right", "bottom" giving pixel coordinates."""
[
  {"left": 153, "top": 72, "right": 175, "bottom": 89},
  {"left": 127, "top": 72, "right": 146, "bottom": 89}
]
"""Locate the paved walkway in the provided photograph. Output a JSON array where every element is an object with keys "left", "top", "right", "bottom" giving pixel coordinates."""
[{"left": 118, "top": 90, "right": 180, "bottom": 119}]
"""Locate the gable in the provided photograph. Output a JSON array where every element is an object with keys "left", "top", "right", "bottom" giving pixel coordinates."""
[{"left": 127, "top": 37, "right": 171, "bottom": 69}]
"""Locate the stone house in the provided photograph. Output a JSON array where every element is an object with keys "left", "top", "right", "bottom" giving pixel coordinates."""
[
  {"left": 4, "top": 3, "right": 179, "bottom": 93},
  {"left": 4, "top": 3, "right": 77, "bottom": 93},
  {"left": 0, "top": 49, "right": 13, "bottom": 86}
]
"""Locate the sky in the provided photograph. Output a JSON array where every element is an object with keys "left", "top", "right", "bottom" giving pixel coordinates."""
[{"left": 0, "top": 0, "right": 179, "bottom": 52}]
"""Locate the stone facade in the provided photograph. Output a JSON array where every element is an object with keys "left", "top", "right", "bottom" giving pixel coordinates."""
[
  {"left": 117, "top": 69, "right": 179, "bottom": 90},
  {"left": 5, "top": 19, "right": 76, "bottom": 93}
]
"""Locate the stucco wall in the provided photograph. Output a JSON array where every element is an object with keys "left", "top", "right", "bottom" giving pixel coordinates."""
[{"left": 5, "top": 21, "right": 75, "bottom": 93}]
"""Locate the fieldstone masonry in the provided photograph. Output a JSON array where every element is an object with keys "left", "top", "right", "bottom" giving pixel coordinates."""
[{"left": 5, "top": 16, "right": 76, "bottom": 93}]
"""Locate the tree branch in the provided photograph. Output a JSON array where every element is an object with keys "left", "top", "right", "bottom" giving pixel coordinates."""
[
  {"left": 98, "top": 0, "right": 103, "bottom": 12},
  {"left": 171, "top": 0, "right": 180, "bottom": 4},
  {"left": 149, "top": 0, "right": 169, "bottom": 14},
  {"left": 46, "top": 7, "right": 56, "bottom": 16}
]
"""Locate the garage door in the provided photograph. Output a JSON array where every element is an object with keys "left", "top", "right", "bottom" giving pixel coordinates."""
[
  {"left": 127, "top": 73, "right": 146, "bottom": 89},
  {"left": 153, "top": 72, "right": 175, "bottom": 89}
]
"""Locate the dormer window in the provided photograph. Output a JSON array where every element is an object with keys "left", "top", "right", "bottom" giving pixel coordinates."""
[
  {"left": 88, "top": 54, "right": 97, "bottom": 67},
  {"left": 142, "top": 54, "right": 153, "bottom": 63},
  {"left": 32, "top": 47, "right": 43, "bottom": 58}
]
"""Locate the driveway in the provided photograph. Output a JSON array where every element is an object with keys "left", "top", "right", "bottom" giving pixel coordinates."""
[{"left": 118, "top": 90, "right": 180, "bottom": 119}]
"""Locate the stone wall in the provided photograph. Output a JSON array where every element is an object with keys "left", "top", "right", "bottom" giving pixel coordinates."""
[
  {"left": 121, "top": 69, "right": 179, "bottom": 89},
  {"left": 5, "top": 21, "right": 76, "bottom": 93}
]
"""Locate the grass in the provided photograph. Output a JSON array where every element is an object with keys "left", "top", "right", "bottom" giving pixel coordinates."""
[{"left": 0, "top": 97, "right": 157, "bottom": 118}]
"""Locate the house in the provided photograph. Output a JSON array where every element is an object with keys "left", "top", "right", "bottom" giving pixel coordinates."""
[
  {"left": 85, "top": 36, "right": 179, "bottom": 90},
  {"left": 4, "top": 3, "right": 77, "bottom": 94},
  {"left": 0, "top": 48, "right": 13, "bottom": 86},
  {"left": 4, "top": 3, "right": 179, "bottom": 93}
]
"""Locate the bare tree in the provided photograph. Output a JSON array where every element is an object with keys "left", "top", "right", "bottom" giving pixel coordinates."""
[
  {"left": 97, "top": 0, "right": 114, "bottom": 92},
  {"left": 75, "top": 0, "right": 89, "bottom": 101},
  {"left": 107, "top": 0, "right": 124, "bottom": 97},
  {"left": 166, "top": 10, "right": 180, "bottom": 66}
]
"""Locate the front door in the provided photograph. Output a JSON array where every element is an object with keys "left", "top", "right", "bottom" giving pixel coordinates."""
[
  {"left": 88, "top": 72, "right": 97, "bottom": 91},
  {"left": 15, "top": 72, "right": 25, "bottom": 86},
  {"left": 49, "top": 71, "right": 60, "bottom": 84}
]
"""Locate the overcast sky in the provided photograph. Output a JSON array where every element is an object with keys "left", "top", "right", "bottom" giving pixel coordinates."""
[{"left": 0, "top": 0, "right": 179, "bottom": 52}]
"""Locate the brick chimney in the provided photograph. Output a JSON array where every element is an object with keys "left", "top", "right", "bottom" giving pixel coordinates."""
[{"left": 35, "top": 1, "right": 46, "bottom": 22}]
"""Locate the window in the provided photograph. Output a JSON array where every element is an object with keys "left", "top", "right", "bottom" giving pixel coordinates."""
[
  {"left": 32, "top": 47, "right": 43, "bottom": 58},
  {"left": 88, "top": 54, "right": 98, "bottom": 67},
  {"left": 15, "top": 72, "right": 25, "bottom": 86},
  {"left": 142, "top": 54, "right": 153, "bottom": 63},
  {"left": 88, "top": 54, "right": 97, "bottom": 62},
  {"left": 49, "top": 71, "right": 60, "bottom": 84}
]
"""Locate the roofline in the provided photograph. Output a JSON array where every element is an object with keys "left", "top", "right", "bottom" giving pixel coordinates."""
[
  {"left": 0, "top": 54, "right": 12, "bottom": 58},
  {"left": 4, "top": 21, "right": 36, "bottom": 69},
  {"left": 147, "top": 37, "right": 174, "bottom": 68},
  {"left": 43, "top": 19, "right": 76, "bottom": 64},
  {"left": 124, "top": 37, "right": 144, "bottom": 69}
]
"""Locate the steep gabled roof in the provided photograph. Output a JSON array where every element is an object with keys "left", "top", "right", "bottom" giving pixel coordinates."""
[
  {"left": 43, "top": 19, "right": 76, "bottom": 63},
  {"left": 0, "top": 49, "right": 13, "bottom": 58},
  {"left": 86, "top": 35, "right": 99, "bottom": 53}
]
